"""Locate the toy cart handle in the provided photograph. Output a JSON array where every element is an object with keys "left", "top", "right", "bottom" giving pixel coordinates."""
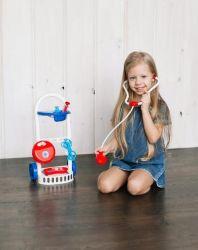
[{"left": 35, "top": 93, "right": 71, "bottom": 140}]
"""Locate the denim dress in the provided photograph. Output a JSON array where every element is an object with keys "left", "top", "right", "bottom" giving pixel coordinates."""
[{"left": 111, "top": 106, "right": 166, "bottom": 188}]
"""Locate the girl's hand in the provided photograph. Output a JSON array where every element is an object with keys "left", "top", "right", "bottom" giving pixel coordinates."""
[
  {"left": 141, "top": 92, "right": 151, "bottom": 111},
  {"left": 95, "top": 139, "right": 117, "bottom": 155},
  {"left": 95, "top": 145, "right": 110, "bottom": 155}
]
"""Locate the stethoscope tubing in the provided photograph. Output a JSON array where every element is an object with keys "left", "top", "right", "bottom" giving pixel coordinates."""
[{"left": 100, "top": 79, "right": 159, "bottom": 148}]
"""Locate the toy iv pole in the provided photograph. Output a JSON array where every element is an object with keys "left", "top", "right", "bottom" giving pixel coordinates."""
[{"left": 95, "top": 78, "right": 159, "bottom": 165}]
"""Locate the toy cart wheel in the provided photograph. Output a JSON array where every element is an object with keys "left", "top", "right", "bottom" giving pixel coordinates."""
[
  {"left": 72, "top": 161, "right": 77, "bottom": 176},
  {"left": 29, "top": 162, "right": 38, "bottom": 182}
]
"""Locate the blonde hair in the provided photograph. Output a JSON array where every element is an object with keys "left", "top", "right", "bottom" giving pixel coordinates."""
[{"left": 111, "top": 51, "right": 171, "bottom": 159}]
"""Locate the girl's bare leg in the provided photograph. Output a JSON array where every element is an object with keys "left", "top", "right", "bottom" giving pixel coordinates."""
[
  {"left": 97, "top": 166, "right": 129, "bottom": 194},
  {"left": 127, "top": 169, "right": 154, "bottom": 195}
]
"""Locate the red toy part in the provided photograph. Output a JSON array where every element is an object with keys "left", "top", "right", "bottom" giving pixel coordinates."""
[
  {"left": 43, "top": 166, "right": 68, "bottom": 176},
  {"left": 96, "top": 151, "right": 108, "bottom": 165},
  {"left": 63, "top": 101, "right": 70, "bottom": 112},
  {"left": 32, "top": 140, "right": 55, "bottom": 164},
  {"left": 129, "top": 101, "right": 139, "bottom": 107},
  {"left": 153, "top": 74, "right": 157, "bottom": 80}
]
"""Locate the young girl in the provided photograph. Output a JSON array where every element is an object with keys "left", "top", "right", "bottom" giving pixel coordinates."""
[{"left": 96, "top": 51, "right": 171, "bottom": 196}]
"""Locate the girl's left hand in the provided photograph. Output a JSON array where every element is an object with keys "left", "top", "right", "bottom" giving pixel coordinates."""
[{"left": 141, "top": 92, "right": 151, "bottom": 111}]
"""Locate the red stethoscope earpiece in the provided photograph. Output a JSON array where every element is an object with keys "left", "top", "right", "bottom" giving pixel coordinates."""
[{"left": 152, "top": 74, "right": 158, "bottom": 81}]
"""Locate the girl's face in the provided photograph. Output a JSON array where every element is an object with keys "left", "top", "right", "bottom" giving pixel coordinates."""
[{"left": 127, "top": 63, "right": 154, "bottom": 97}]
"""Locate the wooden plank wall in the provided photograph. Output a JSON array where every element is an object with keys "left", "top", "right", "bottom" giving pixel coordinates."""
[{"left": 0, "top": 0, "right": 198, "bottom": 158}]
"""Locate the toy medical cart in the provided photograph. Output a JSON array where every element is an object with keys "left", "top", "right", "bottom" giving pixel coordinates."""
[{"left": 29, "top": 93, "right": 77, "bottom": 185}]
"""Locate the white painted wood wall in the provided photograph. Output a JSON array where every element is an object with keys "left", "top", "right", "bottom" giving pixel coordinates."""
[{"left": 0, "top": 0, "right": 198, "bottom": 159}]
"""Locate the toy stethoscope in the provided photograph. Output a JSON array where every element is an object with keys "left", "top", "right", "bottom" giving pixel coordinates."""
[{"left": 95, "top": 76, "right": 159, "bottom": 165}]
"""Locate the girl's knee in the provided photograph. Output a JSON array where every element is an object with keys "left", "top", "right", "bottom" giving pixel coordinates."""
[
  {"left": 97, "top": 177, "right": 117, "bottom": 194},
  {"left": 127, "top": 179, "right": 151, "bottom": 196}
]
